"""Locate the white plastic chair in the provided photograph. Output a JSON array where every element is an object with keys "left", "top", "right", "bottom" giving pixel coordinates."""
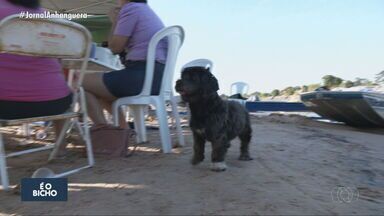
[
  {"left": 231, "top": 82, "right": 249, "bottom": 95},
  {"left": 112, "top": 26, "right": 185, "bottom": 153},
  {"left": 229, "top": 82, "right": 249, "bottom": 107},
  {"left": 0, "top": 15, "right": 94, "bottom": 191},
  {"left": 182, "top": 59, "right": 213, "bottom": 71}
]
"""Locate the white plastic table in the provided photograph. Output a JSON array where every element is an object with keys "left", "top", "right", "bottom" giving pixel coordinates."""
[{"left": 62, "top": 58, "right": 123, "bottom": 73}]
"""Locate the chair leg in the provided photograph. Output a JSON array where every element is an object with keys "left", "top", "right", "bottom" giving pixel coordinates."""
[
  {"left": 124, "top": 106, "right": 130, "bottom": 122},
  {"left": 131, "top": 106, "right": 147, "bottom": 143},
  {"left": 154, "top": 100, "right": 172, "bottom": 153},
  {"left": 0, "top": 132, "right": 10, "bottom": 191},
  {"left": 82, "top": 119, "right": 94, "bottom": 166},
  {"left": 75, "top": 120, "right": 84, "bottom": 137},
  {"left": 78, "top": 87, "right": 94, "bottom": 166},
  {"left": 171, "top": 97, "right": 185, "bottom": 146},
  {"left": 112, "top": 102, "right": 120, "bottom": 127},
  {"left": 20, "top": 123, "right": 31, "bottom": 137}
]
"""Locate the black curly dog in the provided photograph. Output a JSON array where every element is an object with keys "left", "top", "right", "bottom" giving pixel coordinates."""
[{"left": 175, "top": 67, "right": 253, "bottom": 171}]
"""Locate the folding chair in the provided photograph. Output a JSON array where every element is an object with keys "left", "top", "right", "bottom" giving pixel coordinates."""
[
  {"left": 0, "top": 14, "right": 94, "bottom": 191},
  {"left": 229, "top": 82, "right": 250, "bottom": 107}
]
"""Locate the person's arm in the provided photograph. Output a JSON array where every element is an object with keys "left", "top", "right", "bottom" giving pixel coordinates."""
[{"left": 108, "top": 8, "right": 129, "bottom": 54}]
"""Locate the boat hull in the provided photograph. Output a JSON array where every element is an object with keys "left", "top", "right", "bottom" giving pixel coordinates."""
[{"left": 301, "top": 91, "right": 384, "bottom": 127}]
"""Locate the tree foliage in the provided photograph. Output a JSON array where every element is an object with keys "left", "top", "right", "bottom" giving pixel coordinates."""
[
  {"left": 308, "top": 83, "right": 321, "bottom": 92},
  {"left": 353, "top": 77, "right": 373, "bottom": 86},
  {"left": 271, "top": 89, "right": 280, "bottom": 97},
  {"left": 283, "top": 87, "right": 295, "bottom": 96},
  {"left": 261, "top": 93, "right": 271, "bottom": 98},
  {"left": 249, "top": 74, "right": 377, "bottom": 100},
  {"left": 343, "top": 80, "right": 354, "bottom": 88},
  {"left": 322, "top": 75, "right": 343, "bottom": 88}
]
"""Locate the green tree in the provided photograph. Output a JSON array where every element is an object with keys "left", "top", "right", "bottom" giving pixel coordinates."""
[
  {"left": 261, "top": 93, "right": 271, "bottom": 98},
  {"left": 283, "top": 87, "right": 295, "bottom": 96},
  {"left": 322, "top": 75, "right": 343, "bottom": 88},
  {"left": 250, "top": 92, "right": 261, "bottom": 97},
  {"left": 271, "top": 89, "right": 280, "bottom": 97},
  {"left": 344, "top": 80, "right": 354, "bottom": 88},
  {"left": 308, "top": 83, "right": 321, "bottom": 91},
  {"left": 354, "top": 78, "right": 373, "bottom": 86}
]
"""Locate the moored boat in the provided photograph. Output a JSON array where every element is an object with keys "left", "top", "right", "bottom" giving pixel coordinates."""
[{"left": 301, "top": 91, "right": 384, "bottom": 127}]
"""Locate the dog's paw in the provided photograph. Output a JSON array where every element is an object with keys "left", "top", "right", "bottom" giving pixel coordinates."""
[
  {"left": 191, "top": 156, "right": 204, "bottom": 165},
  {"left": 239, "top": 154, "right": 253, "bottom": 161},
  {"left": 211, "top": 162, "right": 227, "bottom": 172}
]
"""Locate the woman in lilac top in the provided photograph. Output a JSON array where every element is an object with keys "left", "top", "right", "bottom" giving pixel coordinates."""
[{"left": 83, "top": 0, "right": 167, "bottom": 127}]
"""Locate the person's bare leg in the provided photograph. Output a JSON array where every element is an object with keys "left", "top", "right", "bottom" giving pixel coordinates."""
[
  {"left": 83, "top": 73, "right": 117, "bottom": 125},
  {"left": 99, "top": 98, "right": 128, "bottom": 128},
  {"left": 51, "top": 73, "right": 117, "bottom": 157},
  {"left": 83, "top": 73, "right": 116, "bottom": 100},
  {"left": 85, "top": 92, "right": 108, "bottom": 125}
]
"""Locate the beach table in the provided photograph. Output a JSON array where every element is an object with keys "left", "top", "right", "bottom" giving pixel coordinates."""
[
  {"left": 62, "top": 50, "right": 124, "bottom": 86},
  {"left": 58, "top": 56, "right": 124, "bottom": 138},
  {"left": 62, "top": 57, "right": 123, "bottom": 73}
]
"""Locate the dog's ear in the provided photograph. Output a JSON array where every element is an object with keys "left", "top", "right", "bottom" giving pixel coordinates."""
[
  {"left": 202, "top": 72, "right": 219, "bottom": 95},
  {"left": 175, "top": 79, "right": 184, "bottom": 92},
  {"left": 209, "top": 73, "right": 219, "bottom": 92}
]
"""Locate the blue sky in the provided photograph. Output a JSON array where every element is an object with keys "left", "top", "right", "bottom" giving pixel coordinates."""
[{"left": 150, "top": 0, "right": 384, "bottom": 94}]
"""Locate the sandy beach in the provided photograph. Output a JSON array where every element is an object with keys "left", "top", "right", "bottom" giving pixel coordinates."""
[{"left": 0, "top": 114, "right": 383, "bottom": 215}]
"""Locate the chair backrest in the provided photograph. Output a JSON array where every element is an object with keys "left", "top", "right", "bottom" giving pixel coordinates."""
[
  {"left": 231, "top": 82, "right": 249, "bottom": 95},
  {"left": 0, "top": 14, "right": 92, "bottom": 59},
  {"left": 141, "top": 26, "right": 185, "bottom": 96},
  {"left": 0, "top": 15, "right": 92, "bottom": 106},
  {"left": 182, "top": 59, "right": 213, "bottom": 71}
]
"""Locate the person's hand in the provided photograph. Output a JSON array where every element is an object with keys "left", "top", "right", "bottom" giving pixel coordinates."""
[{"left": 108, "top": 7, "right": 120, "bottom": 23}]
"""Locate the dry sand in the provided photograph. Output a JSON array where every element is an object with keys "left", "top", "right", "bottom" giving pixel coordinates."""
[{"left": 0, "top": 115, "right": 383, "bottom": 215}]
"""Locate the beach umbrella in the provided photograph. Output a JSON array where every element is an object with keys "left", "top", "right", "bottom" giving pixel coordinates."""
[
  {"left": 74, "top": 15, "right": 111, "bottom": 32},
  {"left": 41, "top": 0, "right": 117, "bottom": 15},
  {"left": 41, "top": 0, "right": 116, "bottom": 42},
  {"left": 73, "top": 15, "right": 111, "bottom": 42}
]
